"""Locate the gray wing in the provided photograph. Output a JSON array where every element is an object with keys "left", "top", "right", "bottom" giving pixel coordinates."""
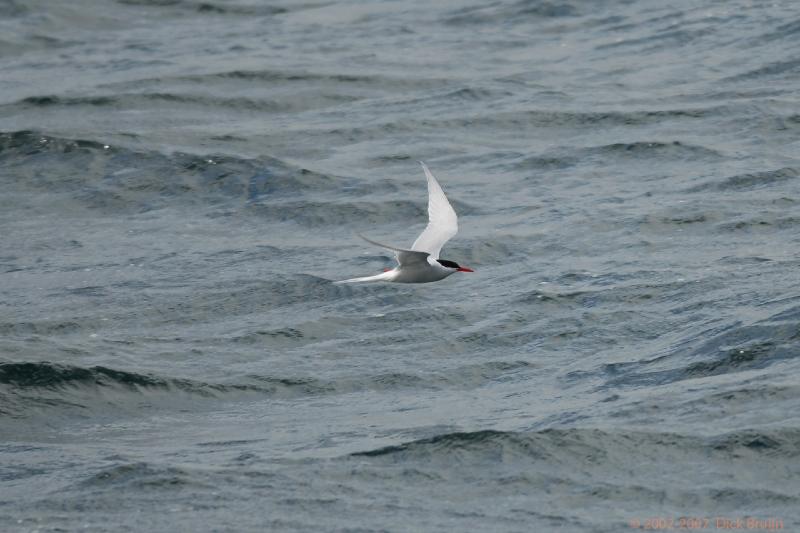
[
  {"left": 410, "top": 162, "right": 458, "bottom": 259},
  {"left": 358, "top": 234, "right": 431, "bottom": 267}
]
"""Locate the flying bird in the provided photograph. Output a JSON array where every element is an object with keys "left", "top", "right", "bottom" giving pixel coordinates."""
[{"left": 336, "top": 162, "right": 473, "bottom": 284}]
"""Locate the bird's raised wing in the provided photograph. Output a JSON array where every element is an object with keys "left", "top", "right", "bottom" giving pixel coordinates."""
[
  {"left": 358, "top": 234, "right": 430, "bottom": 267},
  {"left": 410, "top": 162, "right": 458, "bottom": 259}
]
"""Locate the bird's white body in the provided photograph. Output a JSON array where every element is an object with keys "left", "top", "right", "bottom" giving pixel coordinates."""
[
  {"left": 338, "top": 257, "right": 455, "bottom": 284},
  {"left": 336, "top": 162, "right": 472, "bottom": 284}
]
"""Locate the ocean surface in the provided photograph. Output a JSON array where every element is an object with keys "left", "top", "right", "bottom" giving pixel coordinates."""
[{"left": 2, "top": 0, "right": 800, "bottom": 531}]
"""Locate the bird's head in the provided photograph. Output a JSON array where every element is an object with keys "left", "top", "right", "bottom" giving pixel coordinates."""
[{"left": 436, "top": 259, "right": 474, "bottom": 273}]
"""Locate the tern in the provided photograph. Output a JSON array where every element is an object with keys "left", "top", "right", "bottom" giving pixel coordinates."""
[{"left": 336, "top": 162, "right": 473, "bottom": 284}]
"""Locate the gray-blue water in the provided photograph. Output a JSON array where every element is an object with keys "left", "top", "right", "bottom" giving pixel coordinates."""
[{"left": 2, "top": 0, "right": 800, "bottom": 531}]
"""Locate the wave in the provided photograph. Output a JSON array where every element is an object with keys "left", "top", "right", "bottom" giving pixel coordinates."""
[
  {"left": 0, "top": 1, "right": 27, "bottom": 17},
  {"left": 505, "top": 139, "right": 723, "bottom": 173},
  {"left": 579, "top": 140, "right": 723, "bottom": 160},
  {"left": 351, "top": 426, "right": 800, "bottom": 462},
  {"left": 0, "top": 361, "right": 320, "bottom": 419},
  {"left": 685, "top": 167, "right": 799, "bottom": 193},
  {"left": 716, "top": 215, "right": 800, "bottom": 233},
  {"left": 15, "top": 91, "right": 360, "bottom": 113},
  {"left": 247, "top": 199, "right": 425, "bottom": 227},
  {"left": 96, "top": 68, "right": 447, "bottom": 95},
  {"left": 20, "top": 95, "right": 117, "bottom": 107},
  {"left": 79, "top": 462, "right": 205, "bottom": 490},
  {"left": 116, "top": 0, "right": 288, "bottom": 17},
  {"left": 0, "top": 361, "right": 253, "bottom": 393},
  {"left": 456, "top": 108, "right": 718, "bottom": 128},
  {"left": 725, "top": 58, "right": 800, "bottom": 82},
  {"left": 0, "top": 320, "right": 86, "bottom": 336},
  {"left": 0, "top": 359, "right": 533, "bottom": 419},
  {"left": 601, "top": 305, "right": 800, "bottom": 388},
  {"left": 516, "top": 283, "right": 660, "bottom": 309},
  {"left": 0, "top": 130, "right": 479, "bottom": 224},
  {"left": 0, "top": 130, "right": 349, "bottom": 212},
  {"left": 444, "top": 1, "right": 580, "bottom": 25}
]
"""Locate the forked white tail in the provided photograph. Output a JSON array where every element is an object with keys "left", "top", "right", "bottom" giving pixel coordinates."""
[{"left": 333, "top": 270, "right": 397, "bottom": 284}]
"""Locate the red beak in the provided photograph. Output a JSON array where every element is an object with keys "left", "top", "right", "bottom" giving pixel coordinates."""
[{"left": 457, "top": 267, "right": 474, "bottom": 272}]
